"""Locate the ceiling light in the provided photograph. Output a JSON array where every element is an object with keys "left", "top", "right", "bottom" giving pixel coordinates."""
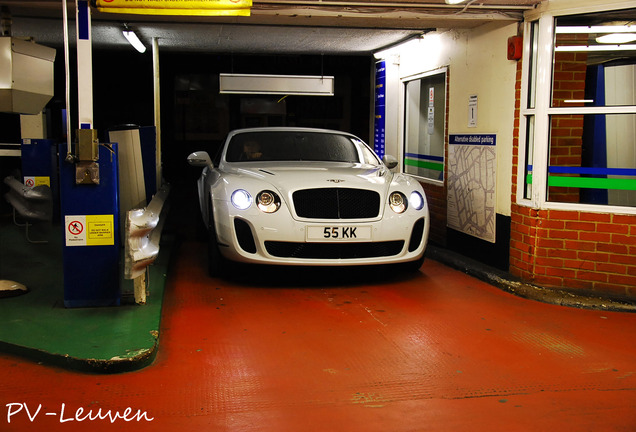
[
  {"left": 556, "top": 25, "right": 636, "bottom": 34},
  {"left": 555, "top": 44, "right": 636, "bottom": 52},
  {"left": 444, "top": 0, "right": 466, "bottom": 4},
  {"left": 123, "top": 26, "right": 146, "bottom": 53},
  {"left": 596, "top": 33, "right": 636, "bottom": 44}
]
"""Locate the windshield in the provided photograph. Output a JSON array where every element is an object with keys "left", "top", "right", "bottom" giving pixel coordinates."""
[{"left": 225, "top": 131, "right": 380, "bottom": 165}]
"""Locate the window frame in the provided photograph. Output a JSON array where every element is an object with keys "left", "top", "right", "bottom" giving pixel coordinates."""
[
  {"left": 518, "top": 8, "right": 636, "bottom": 215},
  {"left": 399, "top": 67, "right": 448, "bottom": 186}
]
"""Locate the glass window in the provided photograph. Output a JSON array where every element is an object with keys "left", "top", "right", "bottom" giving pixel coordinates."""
[
  {"left": 521, "top": 7, "right": 636, "bottom": 212},
  {"left": 403, "top": 71, "right": 447, "bottom": 182},
  {"left": 553, "top": 9, "right": 636, "bottom": 108},
  {"left": 547, "top": 113, "right": 636, "bottom": 206},
  {"left": 524, "top": 116, "right": 535, "bottom": 200},
  {"left": 528, "top": 21, "right": 539, "bottom": 110}
]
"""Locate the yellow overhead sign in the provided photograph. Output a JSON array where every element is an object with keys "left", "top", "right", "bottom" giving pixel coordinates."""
[{"left": 93, "top": 0, "right": 252, "bottom": 16}]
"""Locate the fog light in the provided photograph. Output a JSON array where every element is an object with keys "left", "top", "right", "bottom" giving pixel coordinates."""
[
  {"left": 231, "top": 189, "right": 252, "bottom": 210},
  {"left": 389, "top": 192, "right": 407, "bottom": 213}
]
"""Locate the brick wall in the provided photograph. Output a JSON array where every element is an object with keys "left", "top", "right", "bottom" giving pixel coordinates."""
[
  {"left": 510, "top": 206, "right": 636, "bottom": 298},
  {"left": 422, "top": 181, "right": 447, "bottom": 246},
  {"left": 510, "top": 40, "right": 636, "bottom": 300}
]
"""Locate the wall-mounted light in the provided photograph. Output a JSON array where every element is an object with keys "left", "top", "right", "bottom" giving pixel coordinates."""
[{"left": 123, "top": 25, "right": 146, "bottom": 53}]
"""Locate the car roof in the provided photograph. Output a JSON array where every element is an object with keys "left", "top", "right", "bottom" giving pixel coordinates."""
[{"left": 226, "top": 127, "right": 359, "bottom": 139}]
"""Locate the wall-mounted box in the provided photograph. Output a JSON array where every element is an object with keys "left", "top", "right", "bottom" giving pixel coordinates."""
[{"left": 0, "top": 37, "right": 56, "bottom": 115}]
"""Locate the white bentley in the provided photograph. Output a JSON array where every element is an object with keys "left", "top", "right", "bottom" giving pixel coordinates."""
[{"left": 187, "top": 127, "right": 430, "bottom": 276}]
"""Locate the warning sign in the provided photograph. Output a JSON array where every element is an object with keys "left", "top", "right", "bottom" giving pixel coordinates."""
[
  {"left": 65, "top": 215, "right": 115, "bottom": 246},
  {"left": 94, "top": 0, "right": 252, "bottom": 16},
  {"left": 23, "top": 176, "right": 50, "bottom": 188}
]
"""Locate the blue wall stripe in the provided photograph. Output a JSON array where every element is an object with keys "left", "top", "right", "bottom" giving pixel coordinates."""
[
  {"left": 78, "top": 1, "right": 90, "bottom": 41},
  {"left": 549, "top": 166, "right": 636, "bottom": 176},
  {"left": 526, "top": 165, "right": 636, "bottom": 176},
  {"left": 405, "top": 153, "right": 444, "bottom": 162}
]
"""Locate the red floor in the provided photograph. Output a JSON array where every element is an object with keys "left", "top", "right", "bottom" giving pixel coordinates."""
[{"left": 1, "top": 241, "right": 636, "bottom": 431}]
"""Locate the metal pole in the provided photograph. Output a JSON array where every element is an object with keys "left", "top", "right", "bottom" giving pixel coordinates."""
[
  {"left": 75, "top": 0, "right": 93, "bottom": 130},
  {"left": 152, "top": 37, "right": 162, "bottom": 187},
  {"left": 62, "top": 0, "right": 72, "bottom": 157}
]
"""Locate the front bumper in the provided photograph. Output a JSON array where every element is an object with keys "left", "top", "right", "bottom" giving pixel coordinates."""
[{"left": 213, "top": 201, "right": 430, "bottom": 266}]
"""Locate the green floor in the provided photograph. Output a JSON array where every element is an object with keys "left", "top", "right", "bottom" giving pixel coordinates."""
[{"left": 0, "top": 215, "right": 169, "bottom": 373}]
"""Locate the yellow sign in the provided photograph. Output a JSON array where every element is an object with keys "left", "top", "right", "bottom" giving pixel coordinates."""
[
  {"left": 93, "top": 0, "right": 252, "bottom": 16},
  {"left": 87, "top": 215, "right": 115, "bottom": 246}
]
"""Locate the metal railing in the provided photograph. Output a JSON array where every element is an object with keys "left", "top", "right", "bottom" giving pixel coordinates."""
[{"left": 3, "top": 176, "right": 52, "bottom": 243}]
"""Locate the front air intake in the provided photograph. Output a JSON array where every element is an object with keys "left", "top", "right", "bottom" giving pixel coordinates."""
[
  {"left": 234, "top": 218, "right": 257, "bottom": 254},
  {"left": 408, "top": 218, "right": 425, "bottom": 252}
]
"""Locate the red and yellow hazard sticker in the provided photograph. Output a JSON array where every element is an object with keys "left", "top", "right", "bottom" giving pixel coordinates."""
[{"left": 65, "top": 215, "right": 115, "bottom": 247}]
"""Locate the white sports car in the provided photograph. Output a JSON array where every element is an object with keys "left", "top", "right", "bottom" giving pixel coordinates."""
[{"left": 187, "top": 127, "right": 430, "bottom": 276}]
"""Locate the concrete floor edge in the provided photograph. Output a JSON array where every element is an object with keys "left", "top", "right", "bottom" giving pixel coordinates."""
[
  {"left": 426, "top": 245, "right": 636, "bottom": 313},
  {"left": 0, "top": 339, "right": 159, "bottom": 374}
]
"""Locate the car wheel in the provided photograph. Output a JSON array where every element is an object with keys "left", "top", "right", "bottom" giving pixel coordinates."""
[{"left": 207, "top": 206, "right": 228, "bottom": 278}]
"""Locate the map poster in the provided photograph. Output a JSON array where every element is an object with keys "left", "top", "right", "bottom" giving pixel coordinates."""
[{"left": 447, "top": 134, "right": 497, "bottom": 243}]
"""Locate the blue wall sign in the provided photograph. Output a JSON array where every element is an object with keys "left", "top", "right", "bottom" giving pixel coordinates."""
[
  {"left": 449, "top": 134, "right": 497, "bottom": 146},
  {"left": 374, "top": 61, "right": 386, "bottom": 159}
]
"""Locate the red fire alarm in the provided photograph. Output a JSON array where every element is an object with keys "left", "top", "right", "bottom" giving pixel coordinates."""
[{"left": 507, "top": 35, "right": 523, "bottom": 60}]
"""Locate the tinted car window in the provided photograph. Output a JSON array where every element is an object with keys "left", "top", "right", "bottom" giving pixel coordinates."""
[{"left": 225, "top": 131, "right": 375, "bottom": 164}]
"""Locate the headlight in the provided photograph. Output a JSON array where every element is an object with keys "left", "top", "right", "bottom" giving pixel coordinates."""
[
  {"left": 257, "top": 190, "right": 281, "bottom": 213},
  {"left": 389, "top": 192, "right": 407, "bottom": 213},
  {"left": 231, "top": 189, "right": 252, "bottom": 210},
  {"left": 410, "top": 191, "right": 424, "bottom": 211}
]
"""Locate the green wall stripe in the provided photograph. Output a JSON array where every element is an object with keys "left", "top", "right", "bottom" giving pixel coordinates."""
[
  {"left": 405, "top": 158, "right": 444, "bottom": 172},
  {"left": 526, "top": 174, "right": 636, "bottom": 191},
  {"left": 548, "top": 176, "right": 636, "bottom": 191}
]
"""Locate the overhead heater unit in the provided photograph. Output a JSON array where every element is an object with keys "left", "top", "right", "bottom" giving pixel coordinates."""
[{"left": 219, "top": 74, "right": 334, "bottom": 96}]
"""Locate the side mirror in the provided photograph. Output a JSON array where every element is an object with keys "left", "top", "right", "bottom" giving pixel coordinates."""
[
  {"left": 382, "top": 154, "right": 398, "bottom": 169},
  {"left": 187, "top": 151, "right": 213, "bottom": 168}
]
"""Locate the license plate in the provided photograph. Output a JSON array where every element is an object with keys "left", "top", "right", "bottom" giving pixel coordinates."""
[{"left": 306, "top": 226, "right": 371, "bottom": 242}]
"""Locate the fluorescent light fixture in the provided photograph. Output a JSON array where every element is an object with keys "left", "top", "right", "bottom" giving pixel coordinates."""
[
  {"left": 219, "top": 74, "right": 334, "bottom": 96},
  {"left": 555, "top": 44, "right": 636, "bottom": 52},
  {"left": 596, "top": 33, "right": 636, "bottom": 44},
  {"left": 444, "top": 0, "right": 466, "bottom": 4},
  {"left": 556, "top": 25, "right": 636, "bottom": 34},
  {"left": 564, "top": 99, "right": 594, "bottom": 104},
  {"left": 123, "top": 27, "right": 146, "bottom": 53}
]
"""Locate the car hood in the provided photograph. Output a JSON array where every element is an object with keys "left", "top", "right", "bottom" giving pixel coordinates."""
[{"left": 225, "top": 162, "right": 395, "bottom": 195}]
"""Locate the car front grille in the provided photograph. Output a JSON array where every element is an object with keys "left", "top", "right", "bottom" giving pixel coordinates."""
[
  {"left": 292, "top": 188, "right": 380, "bottom": 219},
  {"left": 264, "top": 240, "right": 404, "bottom": 259}
]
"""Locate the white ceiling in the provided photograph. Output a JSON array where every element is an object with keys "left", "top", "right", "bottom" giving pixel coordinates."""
[{"left": 1, "top": 0, "right": 543, "bottom": 55}]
